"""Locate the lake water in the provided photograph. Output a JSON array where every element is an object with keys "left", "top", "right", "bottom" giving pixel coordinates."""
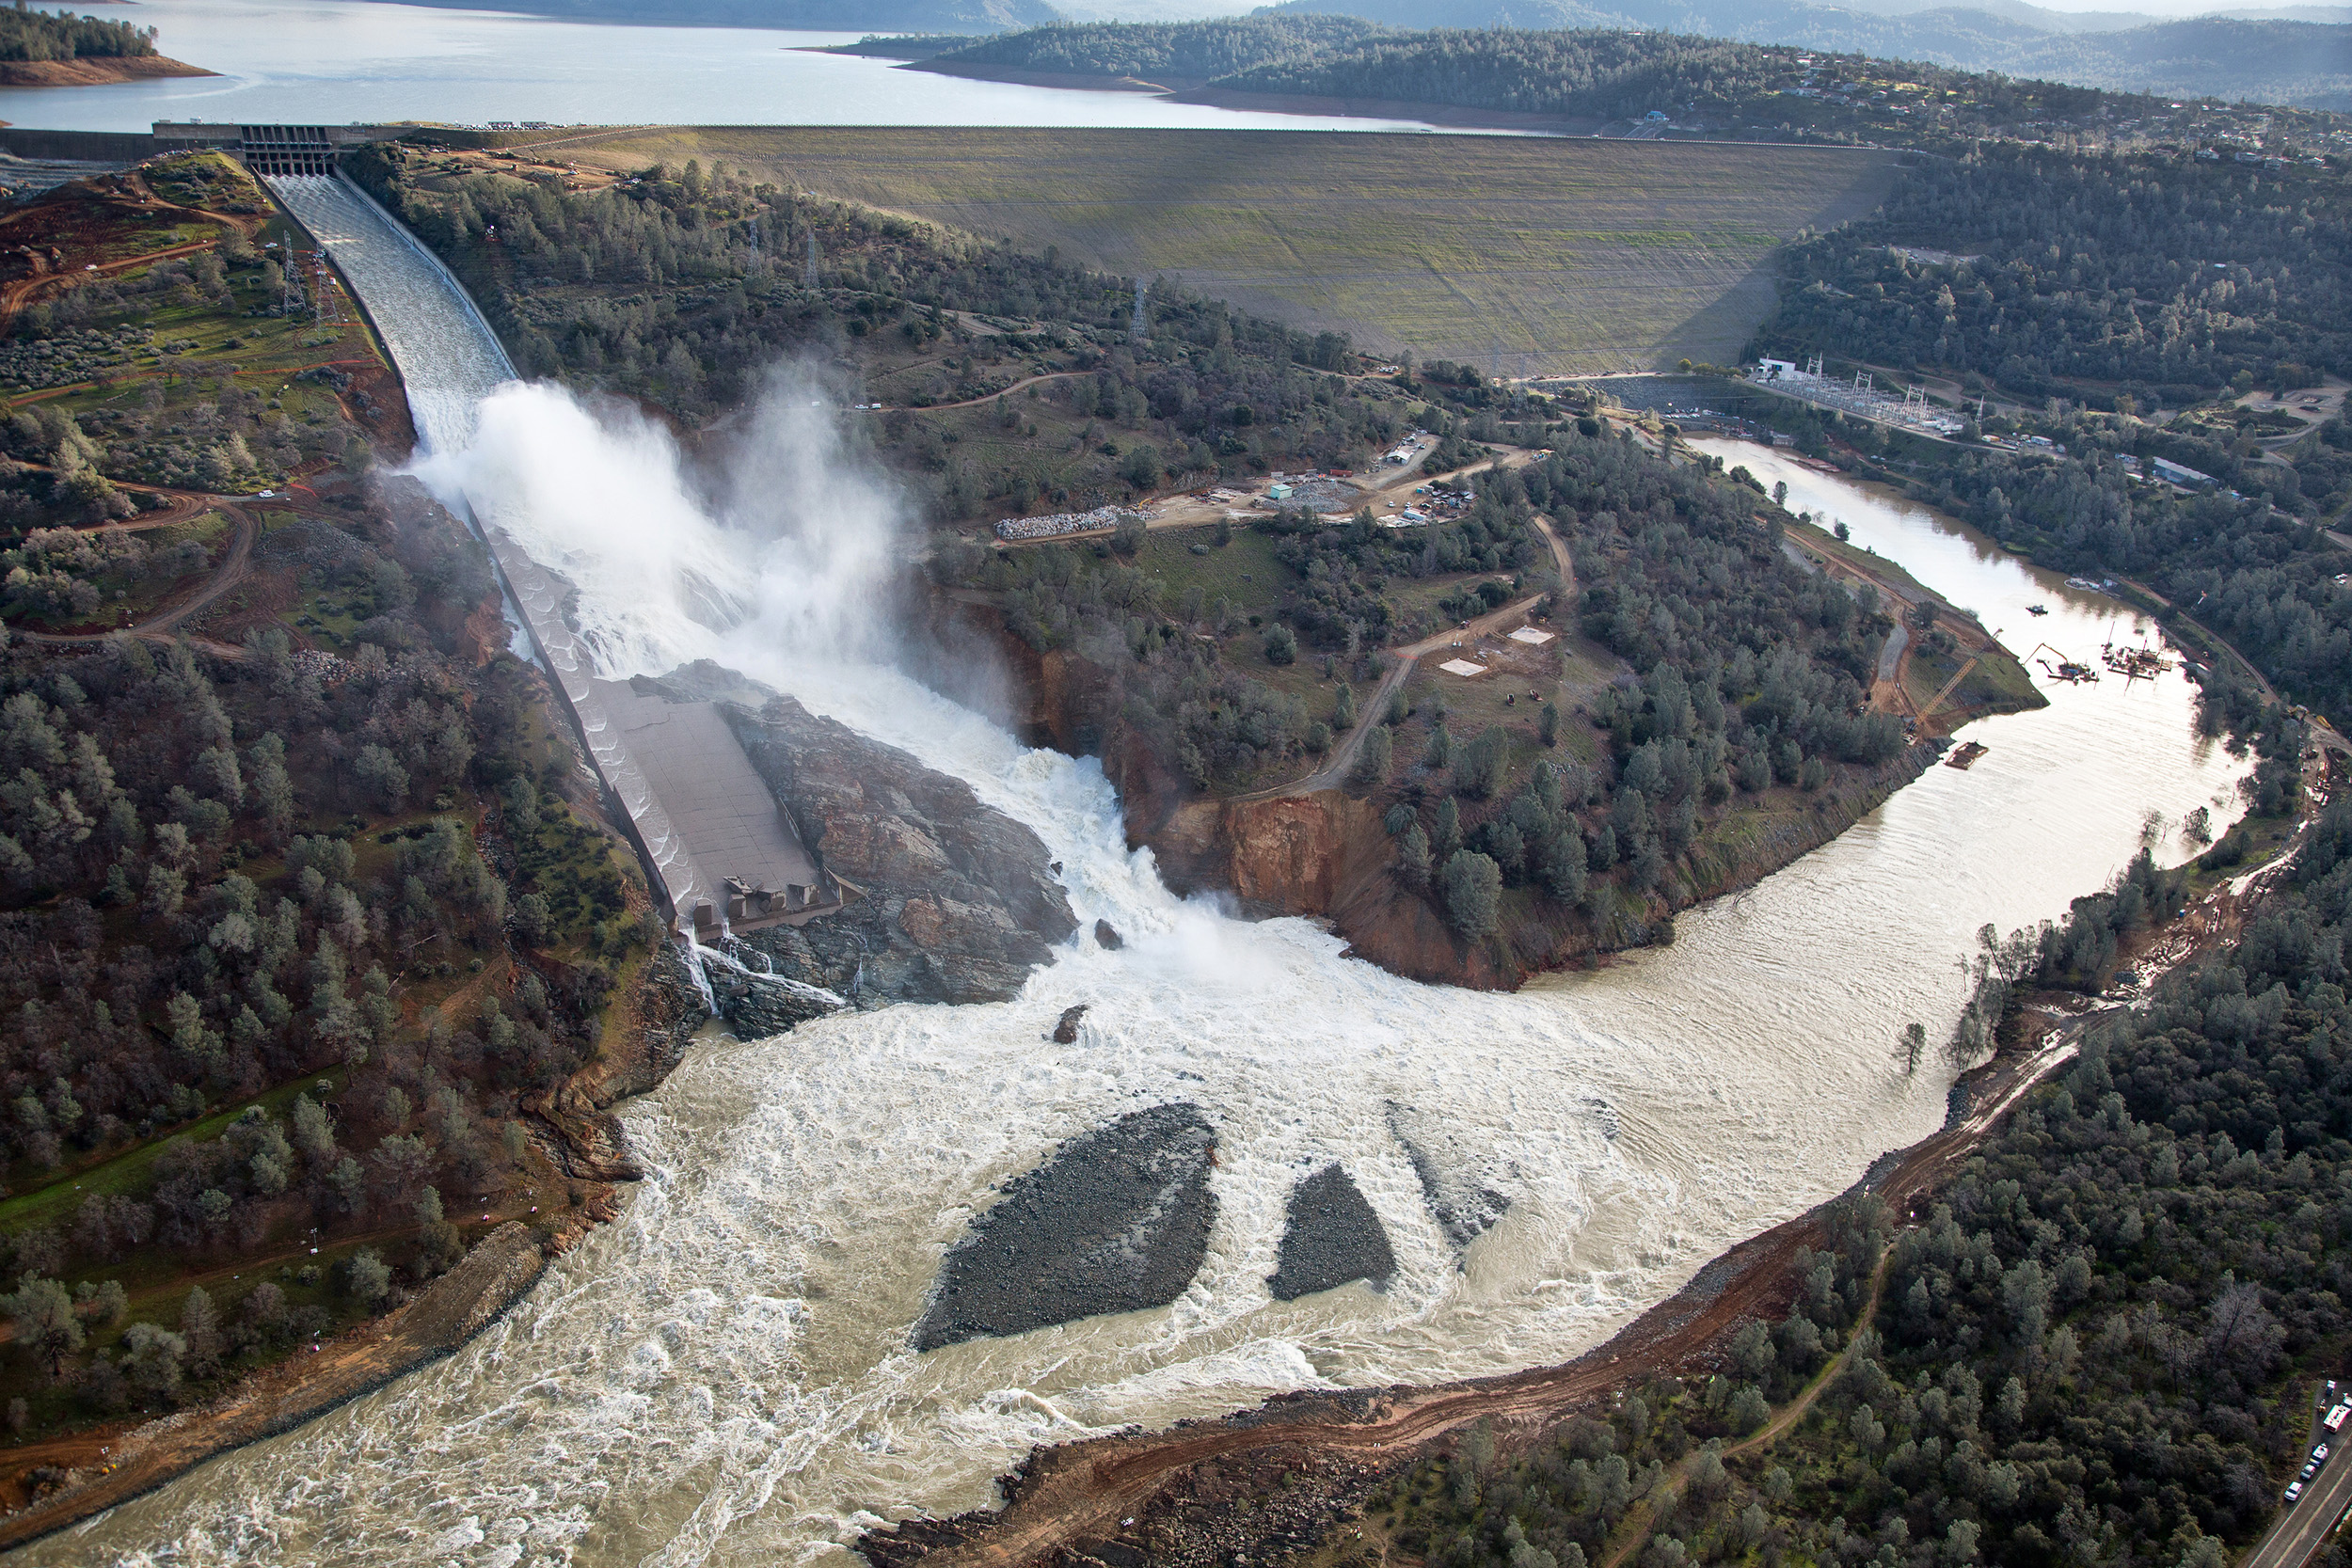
[{"left": 0, "top": 0, "right": 1459, "bottom": 134}]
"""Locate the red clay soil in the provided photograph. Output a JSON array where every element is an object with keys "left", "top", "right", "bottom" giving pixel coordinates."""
[{"left": 0, "top": 178, "right": 246, "bottom": 334}]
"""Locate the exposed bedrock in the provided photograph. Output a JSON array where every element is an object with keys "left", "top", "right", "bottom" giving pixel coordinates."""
[
  {"left": 646, "top": 661, "right": 1078, "bottom": 1007},
  {"left": 1387, "top": 1101, "right": 1512, "bottom": 1249},
  {"left": 1268, "top": 1164, "right": 1396, "bottom": 1302},
  {"left": 914, "top": 1104, "right": 1217, "bottom": 1352}
]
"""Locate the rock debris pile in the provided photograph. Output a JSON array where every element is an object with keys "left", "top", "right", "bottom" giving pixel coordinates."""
[
  {"left": 1268, "top": 1164, "right": 1396, "bottom": 1301},
  {"left": 913, "top": 1103, "right": 1216, "bottom": 1351},
  {"left": 993, "top": 504, "right": 1156, "bottom": 542}
]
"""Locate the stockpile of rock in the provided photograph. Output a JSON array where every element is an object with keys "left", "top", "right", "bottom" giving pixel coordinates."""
[
  {"left": 913, "top": 1103, "right": 1217, "bottom": 1351},
  {"left": 1268, "top": 1164, "right": 1395, "bottom": 1300},
  {"left": 993, "top": 504, "right": 1155, "bottom": 542}
]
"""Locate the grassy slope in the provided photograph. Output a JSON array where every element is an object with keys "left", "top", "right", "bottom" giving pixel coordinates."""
[{"left": 567, "top": 129, "right": 1901, "bottom": 374}]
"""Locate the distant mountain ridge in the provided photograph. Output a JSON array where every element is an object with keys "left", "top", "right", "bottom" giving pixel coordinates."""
[
  {"left": 381, "top": 0, "right": 1062, "bottom": 32},
  {"left": 1254, "top": 0, "right": 2352, "bottom": 104}
]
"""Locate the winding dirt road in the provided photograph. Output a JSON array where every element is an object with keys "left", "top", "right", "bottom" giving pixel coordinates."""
[
  {"left": 12, "top": 499, "right": 257, "bottom": 655},
  {"left": 1240, "top": 515, "right": 1579, "bottom": 800}
]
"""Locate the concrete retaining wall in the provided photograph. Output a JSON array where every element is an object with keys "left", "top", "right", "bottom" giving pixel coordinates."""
[{"left": 0, "top": 128, "right": 158, "bottom": 163}]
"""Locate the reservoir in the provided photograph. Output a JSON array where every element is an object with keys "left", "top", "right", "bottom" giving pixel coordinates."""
[
  {"left": 19, "top": 189, "right": 2250, "bottom": 1566},
  {"left": 0, "top": 0, "right": 1461, "bottom": 134}
]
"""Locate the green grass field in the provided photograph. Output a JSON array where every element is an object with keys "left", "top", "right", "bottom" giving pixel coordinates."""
[{"left": 573, "top": 129, "right": 1900, "bottom": 375}]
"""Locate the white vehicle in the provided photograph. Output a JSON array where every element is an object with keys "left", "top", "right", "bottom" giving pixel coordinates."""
[{"left": 2325, "top": 1402, "right": 2350, "bottom": 1432}]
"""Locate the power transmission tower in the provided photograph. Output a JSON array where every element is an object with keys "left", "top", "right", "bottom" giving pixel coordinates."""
[
  {"left": 803, "top": 230, "right": 818, "bottom": 290},
  {"left": 311, "top": 255, "right": 341, "bottom": 325},
  {"left": 1130, "top": 278, "right": 1146, "bottom": 342}
]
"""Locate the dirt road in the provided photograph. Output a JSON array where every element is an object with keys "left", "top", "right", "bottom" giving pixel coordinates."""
[
  {"left": 878, "top": 371, "right": 1081, "bottom": 413},
  {"left": 13, "top": 502, "right": 257, "bottom": 654},
  {"left": 1236, "top": 516, "right": 1577, "bottom": 800}
]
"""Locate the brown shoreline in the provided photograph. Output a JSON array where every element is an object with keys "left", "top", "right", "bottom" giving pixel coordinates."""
[
  {"left": 0, "top": 55, "right": 215, "bottom": 88},
  {"left": 0, "top": 1225, "right": 546, "bottom": 1553}
]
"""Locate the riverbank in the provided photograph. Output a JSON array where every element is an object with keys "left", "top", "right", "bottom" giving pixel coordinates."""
[
  {"left": 858, "top": 783, "right": 2323, "bottom": 1568},
  {"left": 0, "top": 56, "right": 213, "bottom": 87},
  {"left": 0, "top": 1225, "right": 545, "bottom": 1552},
  {"left": 859, "top": 1003, "right": 2107, "bottom": 1568}
]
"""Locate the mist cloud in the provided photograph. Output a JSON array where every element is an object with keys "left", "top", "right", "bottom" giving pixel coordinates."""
[{"left": 411, "top": 363, "right": 908, "bottom": 684}]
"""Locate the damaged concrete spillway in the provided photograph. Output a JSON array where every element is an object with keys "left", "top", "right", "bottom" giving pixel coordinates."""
[
  {"left": 266, "top": 173, "right": 823, "bottom": 938},
  {"left": 75, "top": 170, "right": 2245, "bottom": 1568}
]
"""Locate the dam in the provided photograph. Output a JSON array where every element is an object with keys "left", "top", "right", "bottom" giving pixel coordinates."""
[{"left": 266, "top": 171, "right": 839, "bottom": 939}]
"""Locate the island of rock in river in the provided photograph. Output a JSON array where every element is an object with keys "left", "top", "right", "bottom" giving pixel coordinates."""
[
  {"left": 1268, "top": 1164, "right": 1396, "bottom": 1301},
  {"left": 914, "top": 1104, "right": 1217, "bottom": 1352}
]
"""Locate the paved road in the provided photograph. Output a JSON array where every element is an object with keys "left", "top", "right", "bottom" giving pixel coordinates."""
[
  {"left": 2243, "top": 1402, "right": 2352, "bottom": 1568},
  {"left": 1877, "top": 622, "right": 1909, "bottom": 682}
]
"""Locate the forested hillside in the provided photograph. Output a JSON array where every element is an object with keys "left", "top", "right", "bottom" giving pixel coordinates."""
[
  {"left": 0, "top": 166, "right": 662, "bottom": 1459},
  {"left": 345, "top": 142, "right": 1422, "bottom": 518},
  {"left": 1379, "top": 784, "right": 2352, "bottom": 1568},
  {"left": 0, "top": 8, "right": 156, "bottom": 63},
  {"left": 945, "top": 409, "right": 1948, "bottom": 977},
  {"left": 933, "top": 14, "right": 1378, "bottom": 80},
  {"left": 1249, "top": 0, "right": 2352, "bottom": 109},
  {"left": 1739, "top": 140, "right": 2352, "bottom": 724},
  {"left": 1217, "top": 30, "right": 1807, "bottom": 122},
  {"left": 921, "top": 17, "right": 2352, "bottom": 136},
  {"left": 1758, "top": 145, "right": 2352, "bottom": 407}
]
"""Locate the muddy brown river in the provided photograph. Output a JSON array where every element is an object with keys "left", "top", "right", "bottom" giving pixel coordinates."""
[{"left": 17, "top": 186, "right": 2251, "bottom": 1567}]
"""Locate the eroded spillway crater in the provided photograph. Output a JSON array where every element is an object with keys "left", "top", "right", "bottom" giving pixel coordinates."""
[
  {"left": 914, "top": 1103, "right": 1216, "bottom": 1352},
  {"left": 1268, "top": 1164, "right": 1396, "bottom": 1302}
]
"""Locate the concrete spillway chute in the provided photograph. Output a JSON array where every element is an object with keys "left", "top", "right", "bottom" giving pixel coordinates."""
[{"left": 260, "top": 171, "right": 841, "bottom": 952}]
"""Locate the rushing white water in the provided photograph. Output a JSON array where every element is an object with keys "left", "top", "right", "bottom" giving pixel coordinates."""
[{"left": 31, "top": 184, "right": 2249, "bottom": 1568}]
